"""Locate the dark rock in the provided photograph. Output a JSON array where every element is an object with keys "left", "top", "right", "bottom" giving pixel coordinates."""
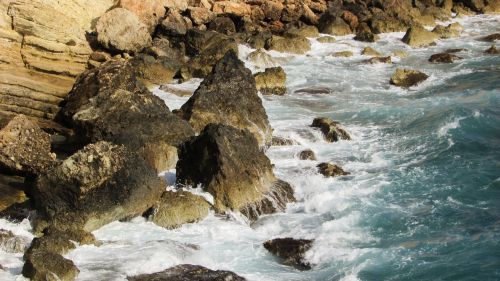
[
  {"left": 317, "top": 162, "right": 350, "bottom": 177},
  {"left": 354, "top": 23, "right": 379, "bottom": 42},
  {"left": 179, "top": 51, "right": 272, "bottom": 147},
  {"left": 445, "top": 48, "right": 467, "bottom": 53},
  {"left": 127, "top": 264, "right": 246, "bottom": 281},
  {"left": 208, "top": 17, "right": 236, "bottom": 35},
  {"left": 0, "top": 115, "right": 56, "bottom": 176},
  {"left": 145, "top": 37, "right": 185, "bottom": 61},
  {"left": 271, "top": 136, "right": 297, "bottom": 146},
  {"left": 311, "top": 118, "right": 351, "bottom": 142},
  {"left": 0, "top": 174, "right": 28, "bottom": 213},
  {"left": 32, "top": 141, "right": 165, "bottom": 232},
  {"left": 429, "top": 53, "right": 462, "bottom": 63},
  {"left": 149, "top": 191, "right": 211, "bottom": 229},
  {"left": 318, "top": 14, "right": 352, "bottom": 35},
  {"left": 22, "top": 251, "right": 79, "bottom": 281},
  {"left": 160, "top": 9, "right": 192, "bottom": 36},
  {"left": 294, "top": 87, "right": 332, "bottom": 95},
  {"left": 254, "top": 67, "right": 287, "bottom": 96},
  {"left": 176, "top": 124, "right": 294, "bottom": 221},
  {"left": 298, "top": 149, "right": 316, "bottom": 160},
  {"left": 390, "top": 68, "right": 429, "bottom": 87},
  {"left": 480, "top": 33, "right": 500, "bottom": 42},
  {"left": 130, "top": 54, "right": 181, "bottom": 87},
  {"left": 263, "top": 238, "right": 313, "bottom": 270},
  {"left": 484, "top": 45, "right": 499, "bottom": 54},
  {"left": 246, "top": 32, "right": 272, "bottom": 49}
]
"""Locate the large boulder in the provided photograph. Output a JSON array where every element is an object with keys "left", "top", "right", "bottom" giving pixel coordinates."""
[
  {"left": 32, "top": 141, "right": 165, "bottom": 232},
  {"left": 160, "top": 9, "right": 193, "bottom": 36},
  {"left": 179, "top": 51, "right": 272, "bottom": 147},
  {"left": 22, "top": 252, "right": 79, "bottom": 281},
  {"left": 390, "top": 68, "right": 429, "bottom": 87},
  {"left": 130, "top": 54, "right": 181, "bottom": 87},
  {"left": 254, "top": 67, "right": 287, "bottom": 96},
  {"left": 0, "top": 0, "right": 114, "bottom": 121},
  {"left": 369, "top": 13, "right": 407, "bottom": 33},
  {"left": 176, "top": 124, "right": 295, "bottom": 221},
  {"left": 265, "top": 34, "right": 311, "bottom": 54},
  {"left": 96, "top": 8, "right": 152, "bottom": 54},
  {"left": 311, "top": 118, "right": 351, "bottom": 142},
  {"left": 118, "top": 0, "right": 167, "bottom": 33},
  {"left": 263, "top": 238, "right": 313, "bottom": 270},
  {"left": 402, "top": 25, "right": 439, "bottom": 48},
  {"left": 148, "top": 191, "right": 211, "bottom": 229},
  {"left": 0, "top": 115, "right": 56, "bottom": 176},
  {"left": 318, "top": 15, "right": 352, "bottom": 35},
  {"left": 128, "top": 264, "right": 246, "bottom": 281}
]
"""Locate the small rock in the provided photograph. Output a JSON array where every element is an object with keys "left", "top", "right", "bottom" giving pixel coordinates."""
[
  {"left": 298, "top": 149, "right": 316, "bottom": 160},
  {"left": 402, "top": 25, "right": 439, "bottom": 48},
  {"left": 265, "top": 34, "right": 311, "bottom": 54},
  {"left": 364, "top": 56, "right": 392, "bottom": 64},
  {"left": 429, "top": 53, "right": 462, "bottom": 63},
  {"left": 479, "top": 33, "right": 500, "bottom": 42},
  {"left": 445, "top": 48, "right": 467, "bottom": 53},
  {"left": 332, "top": 51, "right": 353, "bottom": 57},
  {"left": 432, "top": 23, "right": 463, "bottom": 39},
  {"left": 128, "top": 264, "right": 246, "bottom": 281},
  {"left": 158, "top": 85, "right": 193, "bottom": 97},
  {"left": 361, "top": 47, "right": 382, "bottom": 57},
  {"left": 311, "top": 118, "right": 351, "bottom": 142},
  {"left": 271, "top": 137, "right": 297, "bottom": 146},
  {"left": 390, "top": 68, "right": 429, "bottom": 88},
  {"left": 0, "top": 229, "right": 30, "bottom": 253},
  {"left": 317, "top": 162, "right": 350, "bottom": 177},
  {"left": 263, "top": 238, "right": 313, "bottom": 270},
  {"left": 0, "top": 175, "right": 28, "bottom": 213},
  {"left": 392, "top": 50, "right": 408, "bottom": 58},
  {"left": 484, "top": 45, "right": 499, "bottom": 54},
  {"left": 254, "top": 67, "right": 287, "bottom": 95},
  {"left": 294, "top": 87, "right": 332, "bottom": 95},
  {"left": 317, "top": 36, "right": 336, "bottom": 43}
]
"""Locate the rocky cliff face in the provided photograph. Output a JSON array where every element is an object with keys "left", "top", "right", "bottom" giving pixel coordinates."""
[{"left": 0, "top": 0, "right": 114, "bottom": 122}]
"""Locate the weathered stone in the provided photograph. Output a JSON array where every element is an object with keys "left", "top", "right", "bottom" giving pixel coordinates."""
[
  {"left": 163, "top": 0, "right": 188, "bottom": 11},
  {"left": 271, "top": 136, "right": 297, "bottom": 146},
  {"left": 317, "top": 162, "right": 350, "bottom": 177},
  {"left": 264, "top": 238, "right": 313, "bottom": 270},
  {"left": 32, "top": 141, "right": 165, "bottom": 232},
  {"left": 96, "top": 8, "right": 152, "bottom": 54},
  {"left": 0, "top": 229, "right": 30, "bottom": 253},
  {"left": 390, "top": 68, "right": 429, "bottom": 87},
  {"left": 25, "top": 227, "right": 96, "bottom": 258},
  {"left": 22, "top": 252, "right": 79, "bottom": 281},
  {"left": 311, "top": 117, "right": 351, "bottom": 142},
  {"left": 445, "top": 48, "right": 467, "bottom": 53},
  {"left": 254, "top": 67, "right": 287, "bottom": 96},
  {"left": 429, "top": 53, "right": 462, "bottom": 63},
  {"left": 484, "top": 45, "right": 499, "bottom": 54},
  {"left": 261, "top": 1, "right": 283, "bottom": 21},
  {"left": 130, "top": 54, "right": 181, "bottom": 87},
  {"left": 212, "top": 1, "right": 252, "bottom": 17},
  {"left": 318, "top": 15, "right": 352, "bottom": 35},
  {"left": 370, "top": 13, "right": 407, "bottom": 33},
  {"left": 317, "top": 36, "right": 336, "bottom": 43},
  {"left": 364, "top": 56, "right": 392, "bottom": 64},
  {"left": 149, "top": 191, "right": 211, "bottom": 229},
  {"left": 393, "top": 50, "right": 408, "bottom": 58},
  {"left": 402, "top": 25, "right": 438, "bottom": 48},
  {"left": 0, "top": 115, "right": 56, "bottom": 176},
  {"left": 341, "top": 10, "right": 359, "bottom": 30},
  {"left": 265, "top": 34, "right": 311, "bottom": 54},
  {"left": 180, "top": 51, "right": 272, "bottom": 147},
  {"left": 176, "top": 124, "right": 294, "bottom": 220},
  {"left": 294, "top": 87, "right": 332, "bottom": 95},
  {"left": 118, "top": 0, "right": 167, "bottom": 33},
  {"left": 127, "top": 264, "right": 246, "bottom": 281},
  {"left": 361, "top": 46, "right": 382, "bottom": 56},
  {"left": 432, "top": 23, "right": 463, "bottom": 39},
  {"left": 160, "top": 9, "right": 191, "bottom": 36},
  {"left": 282, "top": 3, "right": 304, "bottom": 22},
  {"left": 332, "top": 51, "right": 354, "bottom": 57},
  {"left": 480, "top": 33, "right": 500, "bottom": 42},
  {"left": 285, "top": 25, "right": 319, "bottom": 38},
  {"left": 0, "top": 176, "right": 28, "bottom": 213},
  {"left": 188, "top": 7, "right": 216, "bottom": 25},
  {"left": 208, "top": 17, "right": 236, "bottom": 35},
  {"left": 298, "top": 149, "right": 316, "bottom": 160},
  {"left": 354, "top": 23, "right": 379, "bottom": 42},
  {"left": 246, "top": 49, "right": 280, "bottom": 69}
]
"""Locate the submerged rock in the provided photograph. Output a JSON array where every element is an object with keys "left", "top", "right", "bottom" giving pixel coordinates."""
[
  {"left": 392, "top": 50, "right": 408, "bottom": 58},
  {"left": 317, "top": 162, "right": 350, "bottom": 177},
  {"left": 429, "top": 53, "right": 462, "bottom": 63},
  {"left": 484, "top": 45, "right": 499, "bottom": 54},
  {"left": 402, "top": 25, "right": 438, "bottom": 48},
  {"left": 176, "top": 124, "right": 295, "bottom": 221},
  {"left": 298, "top": 149, "right": 316, "bottom": 160},
  {"left": 33, "top": 141, "right": 165, "bottom": 232},
  {"left": 127, "top": 264, "right": 246, "bottom": 281},
  {"left": 180, "top": 51, "right": 272, "bottom": 147},
  {"left": 364, "top": 56, "right": 392, "bottom": 64},
  {"left": 390, "top": 68, "right": 429, "bottom": 87},
  {"left": 263, "top": 238, "right": 313, "bottom": 270},
  {"left": 285, "top": 25, "right": 319, "bottom": 38},
  {"left": 445, "top": 48, "right": 467, "bottom": 53},
  {"left": 271, "top": 136, "right": 297, "bottom": 146},
  {"left": 149, "top": 191, "right": 211, "bottom": 229},
  {"left": 265, "top": 34, "right": 311, "bottom": 54},
  {"left": 361, "top": 47, "right": 382, "bottom": 57},
  {"left": 311, "top": 118, "right": 351, "bottom": 142},
  {"left": 294, "top": 87, "right": 332, "bottom": 95},
  {"left": 317, "top": 36, "right": 336, "bottom": 43},
  {"left": 0, "top": 115, "right": 56, "bottom": 176},
  {"left": 0, "top": 229, "right": 30, "bottom": 253},
  {"left": 332, "top": 51, "right": 354, "bottom": 57},
  {"left": 479, "top": 33, "right": 500, "bottom": 42},
  {"left": 432, "top": 23, "right": 463, "bottom": 39},
  {"left": 254, "top": 67, "right": 287, "bottom": 95}
]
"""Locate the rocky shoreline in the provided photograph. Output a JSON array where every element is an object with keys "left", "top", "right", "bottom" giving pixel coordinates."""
[{"left": 0, "top": 0, "right": 499, "bottom": 280}]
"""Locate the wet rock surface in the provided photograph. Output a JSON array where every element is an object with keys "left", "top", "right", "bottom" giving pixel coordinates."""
[
  {"left": 299, "top": 149, "right": 316, "bottom": 160},
  {"left": 0, "top": 229, "right": 30, "bottom": 253},
  {"left": 402, "top": 25, "right": 438, "bottom": 48},
  {"left": 429, "top": 53, "right": 462, "bottom": 63},
  {"left": 390, "top": 68, "right": 429, "bottom": 88},
  {"left": 311, "top": 118, "right": 351, "bottom": 142},
  {"left": 127, "top": 264, "right": 246, "bottom": 281},
  {"left": 317, "top": 162, "right": 350, "bottom": 177},
  {"left": 254, "top": 67, "right": 287, "bottom": 95},
  {"left": 264, "top": 238, "right": 313, "bottom": 270}
]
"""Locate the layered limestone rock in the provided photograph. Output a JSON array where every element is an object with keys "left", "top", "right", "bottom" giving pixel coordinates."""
[{"left": 0, "top": 0, "right": 114, "bottom": 121}]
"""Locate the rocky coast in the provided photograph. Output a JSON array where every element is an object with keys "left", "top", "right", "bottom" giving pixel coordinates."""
[{"left": 0, "top": 0, "right": 499, "bottom": 280}]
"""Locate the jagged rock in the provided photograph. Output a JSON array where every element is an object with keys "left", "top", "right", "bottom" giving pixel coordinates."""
[
  {"left": 118, "top": 0, "right": 167, "bottom": 33},
  {"left": 298, "top": 149, "right": 316, "bottom": 160},
  {"left": 22, "top": 252, "right": 79, "bottom": 281},
  {"left": 390, "top": 68, "right": 429, "bottom": 87},
  {"left": 145, "top": 37, "right": 185, "bottom": 61},
  {"left": 364, "top": 56, "right": 392, "bottom": 64},
  {"left": 179, "top": 51, "right": 272, "bottom": 147},
  {"left": 402, "top": 25, "right": 439, "bottom": 48},
  {"left": 480, "top": 33, "right": 500, "bottom": 42},
  {"left": 265, "top": 34, "right": 311, "bottom": 54},
  {"left": 484, "top": 45, "right": 499, "bottom": 54},
  {"left": 160, "top": 9, "right": 192, "bottom": 36},
  {"left": 281, "top": 2, "right": 304, "bottom": 22},
  {"left": 0, "top": 115, "right": 56, "bottom": 176},
  {"left": 130, "top": 54, "right": 181, "bottom": 87},
  {"left": 429, "top": 53, "right": 462, "bottom": 63},
  {"left": 246, "top": 32, "right": 273, "bottom": 49},
  {"left": 341, "top": 10, "right": 359, "bottom": 30},
  {"left": 370, "top": 13, "right": 407, "bottom": 34},
  {"left": 432, "top": 23, "right": 463, "bottom": 39},
  {"left": 393, "top": 50, "right": 408, "bottom": 58},
  {"left": 149, "top": 191, "right": 211, "bottom": 229},
  {"left": 318, "top": 15, "right": 352, "bottom": 35},
  {"left": 96, "top": 8, "right": 152, "bottom": 54},
  {"left": 0, "top": 175, "right": 28, "bottom": 213},
  {"left": 317, "top": 162, "right": 350, "bottom": 177},
  {"left": 354, "top": 23, "right": 379, "bottom": 42},
  {"left": 163, "top": 0, "right": 188, "bottom": 11},
  {"left": 25, "top": 227, "right": 96, "bottom": 258},
  {"left": 176, "top": 124, "right": 295, "bottom": 221},
  {"left": 32, "top": 141, "right": 165, "bottom": 232},
  {"left": 271, "top": 136, "right": 297, "bottom": 146},
  {"left": 285, "top": 25, "right": 319, "bottom": 38},
  {"left": 183, "top": 29, "right": 238, "bottom": 78},
  {"left": 212, "top": 1, "right": 252, "bottom": 17},
  {"left": 254, "top": 67, "right": 287, "bottom": 96},
  {"left": 0, "top": 0, "right": 114, "bottom": 121},
  {"left": 332, "top": 51, "right": 354, "bottom": 57},
  {"left": 263, "top": 238, "right": 313, "bottom": 270},
  {"left": 127, "top": 264, "right": 246, "bottom": 281},
  {"left": 188, "top": 7, "right": 216, "bottom": 25},
  {"left": 261, "top": 1, "right": 283, "bottom": 21},
  {"left": 208, "top": 17, "right": 236, "bottom": 35},
  {"left": 361, "top": 47, "right": 381, "bottom": 56},
  {"left": 317, "top": 36, "right": 336, "bottom": 43},
  {"left": 0, "top": 229, "right": 30, "bottom": 253},
  {"left": 311, "top": 117, "right": 351, "bottom": 142},
  {"left": 246, "top": 49, "right": 280, "bottom": 69}
]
